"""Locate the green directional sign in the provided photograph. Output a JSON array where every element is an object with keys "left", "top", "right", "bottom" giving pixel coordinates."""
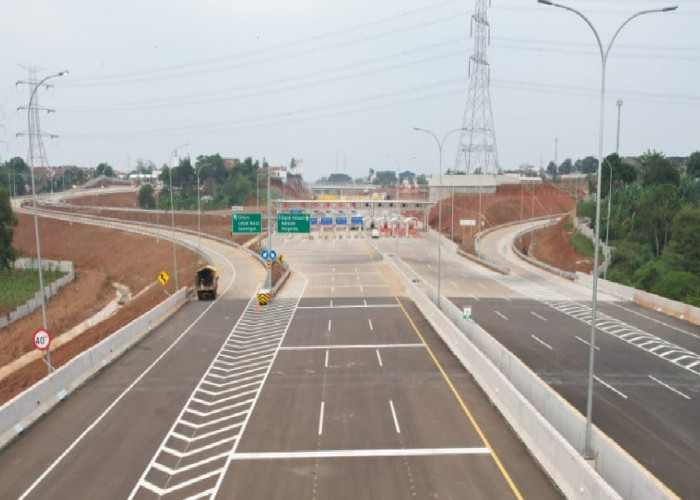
[
  {"left": 277, "top": 213, "right": 310, "bottom": 233},
  {"left": 232, "top": 213, "right": 262, "bottom": 234}
]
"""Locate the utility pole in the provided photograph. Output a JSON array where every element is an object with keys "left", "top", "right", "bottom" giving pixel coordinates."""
[
  {"left": 16, "top": 67, "right": 68, "bottom": 375},
  {"left": 454, "top": 0, "right": 499, "bottom": 174},
  {"left": 615, "top": 100, "right": 623, "bottom": 154},
  {"left": 16, "top": 66, "right": 60, "bottom": 194}
]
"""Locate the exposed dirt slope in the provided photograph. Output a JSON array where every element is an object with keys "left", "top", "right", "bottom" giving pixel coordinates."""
[{"left": 1, "top": 211, "right": 198, "bottom": 404}]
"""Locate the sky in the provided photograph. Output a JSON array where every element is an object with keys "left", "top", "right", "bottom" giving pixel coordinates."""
[{"left": 1, "top": 0, "right": 698, "bottom": 182}]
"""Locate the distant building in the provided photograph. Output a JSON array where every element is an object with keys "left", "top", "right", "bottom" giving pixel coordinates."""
[
  {"left": 426, "top": 173, "right": 526, "bottom": 202},
  {"left": 290, "top": 158, "right": 304, "bottom": 176}
]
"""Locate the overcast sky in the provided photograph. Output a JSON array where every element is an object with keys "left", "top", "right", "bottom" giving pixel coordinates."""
[{"left": 1, "top": 0, "right": 698, "bottom": 182}]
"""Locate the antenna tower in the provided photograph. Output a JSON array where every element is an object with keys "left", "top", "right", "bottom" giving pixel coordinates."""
[
  {"left": 16, "top": 66, "right": 59, "bottom": 171},
  {"left": 453, "top": 0, "right": 499, "bottom": 174}
]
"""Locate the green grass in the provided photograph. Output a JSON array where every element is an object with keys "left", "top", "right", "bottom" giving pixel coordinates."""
[
  {"left": 0, "top": 269, "right": 67, "bottom": 315},
  {"left": 569, "top": 233, "right": 604, "bottom": 260}
]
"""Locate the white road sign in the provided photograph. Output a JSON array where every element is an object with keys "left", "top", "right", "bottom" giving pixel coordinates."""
[{"left": 33, "top": 328, "right": 51, "bottom": 351}]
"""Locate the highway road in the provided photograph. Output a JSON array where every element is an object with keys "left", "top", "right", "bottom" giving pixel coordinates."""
[
  {"left": 378, "top": 224, "right": 700, "bottom": 498},
  {"left": 0, "top": 227, "right": 562, "bottom": 499}
]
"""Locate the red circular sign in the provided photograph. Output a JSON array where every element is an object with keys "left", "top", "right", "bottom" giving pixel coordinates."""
[{"left": 33, "top": 328, "right": 51, "bottom": 351}]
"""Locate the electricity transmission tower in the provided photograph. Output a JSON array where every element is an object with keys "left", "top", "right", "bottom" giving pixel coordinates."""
[
  {"left": 16, "top": 66, "right": 60, "bottom": 177},
  {"left": 453, "top": 0, "right": 499, "bottom": 174}
]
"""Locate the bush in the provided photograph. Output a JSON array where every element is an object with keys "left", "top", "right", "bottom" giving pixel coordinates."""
[{"left": 651, "top": 271, "right": 700, "bottom": 306}]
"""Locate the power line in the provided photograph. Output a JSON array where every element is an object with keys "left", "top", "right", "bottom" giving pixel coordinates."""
[{"left": 63, "top": 4, "right": 470, "bottom": 86}]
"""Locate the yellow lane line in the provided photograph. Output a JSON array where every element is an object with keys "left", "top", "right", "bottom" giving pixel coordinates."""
[{"left": 373, "top": 258, "right": 524, "bottom": 500}]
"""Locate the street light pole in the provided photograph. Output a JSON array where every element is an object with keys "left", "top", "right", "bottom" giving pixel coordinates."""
[
  {"left": 196, "top": 160, "right": 201, "bottom": 253},
  {"left": 413, "top": 126, "right": 466, "bottom": 309},
  {"left": 24, "top": 69, "right": 68, "bottom": 374},
  {"left": 169, "top": 143, "right": 189, "bottom": 291},
  {"left": 615, "top": 99, "right": 623, "bottom": 155},
  {"left": 604, "top": 160, "right": 613, "bottom": 280},
  {"left": 265, "top": 157, "right": 272, "bottom": 289},
  {"left": 538, "top": 0, "right": 677, "bottom": 459}
]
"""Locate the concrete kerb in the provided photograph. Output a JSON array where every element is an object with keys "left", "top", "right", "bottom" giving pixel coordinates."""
[
  {"left": 384, "top": 255, "right": 619, "bottom": 499},
  {"left": 0, "top": 288, "right": 187, "bottom": 451}
]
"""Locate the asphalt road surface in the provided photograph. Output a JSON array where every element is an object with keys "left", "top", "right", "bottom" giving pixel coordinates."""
[
  {"left": 379, "top": 225, "right": 700, "bottom": 499},
  {"left": 0, "top": 232, "right": 562, "bottom": 499}
]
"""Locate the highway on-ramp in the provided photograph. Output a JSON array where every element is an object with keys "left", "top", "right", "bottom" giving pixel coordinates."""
[{"left": 0, "top": 229, "right": 561, "bottom": 499}]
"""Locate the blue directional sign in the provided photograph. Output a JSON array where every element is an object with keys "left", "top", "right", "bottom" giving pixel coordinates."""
[
  {"left": 269, "top": 250, "right": 277, "bottom": 260},
  {"left": 351, "top": 216, "right": 363, "bottom": 225},
  {"left": 310, "top": 217, "right": 318, "bottom": 226},
  {"left": 261, "top": 249, "right": 269, "bottom": 260},
  {"left": 336, "top": 217, "right": 347, "bottom": 225},
  {"left": 290, "top": 209, "right": 303, "bottom": 214},
  {"left": 321, "top": 217, "right": 333, "bottom": 226}
]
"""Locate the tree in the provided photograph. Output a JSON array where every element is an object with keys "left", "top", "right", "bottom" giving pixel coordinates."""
[
  {"left": 171, "top": 157, "right": 195, "bottom": 189},
  {"left": 137, "top": 184, "right": 156, "bottom": 209},
  {"left": 95, "top": 162, "right": 115, "bottom": 178},
  {"left": 216, "top": 173, "right": 253, "bottom": 206},
  {"left": 546, "top": 161, "right": 557, "bottom": 177},
  {"left": 327, "top": 173, "right": 353, "bottom": 184},
  {"left": 373, "top": 171, "right": 398, "bottom": 187},
  {"left": 636, "top": 183, "right": 681, "bottom": 257},
  {"left": 0, "top": 184, "right": 18, "bottom": 272},
  {"left": 638, "top": 151, "right": 680, "bottom": 187},
  {"left": 579, "top": 156, "right": 598, "bottom": 174},
  {"left": 3, "top": 157, "right": 29, "bottom": 196},
  {"left": 651, "top": 271, "right": 700, "bottom": 306},
  {"left": 664, "top": 205, "right": 700, "bottom": 275},
  {"left": 196, "top": 154, "right": 227, "bottom": 185},
  {"left": 558, "top": 158, "right": 573, "bottom": 175},
  {"left": 686, "top": 151, "right": 700, "bottom": 179},
  {"left": 600, "top": 153, "right": 622, "bottom": 198}
]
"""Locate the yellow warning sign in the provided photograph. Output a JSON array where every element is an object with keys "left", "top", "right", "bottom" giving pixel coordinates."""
[
  {"left": 257, "top": 291, "right": 270, "bottom": 305},
  {"left": 158, "top": 271, "right": 170, "bottom": 286}
]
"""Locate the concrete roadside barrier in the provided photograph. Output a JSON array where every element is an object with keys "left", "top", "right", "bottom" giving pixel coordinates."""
[{"left": 0, "top": 288, "right": 187, "bottom": 450}]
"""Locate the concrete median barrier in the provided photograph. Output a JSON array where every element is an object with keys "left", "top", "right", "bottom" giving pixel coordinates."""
[{"left": 386, "top": 255, "right": 676, "bottom": 500}]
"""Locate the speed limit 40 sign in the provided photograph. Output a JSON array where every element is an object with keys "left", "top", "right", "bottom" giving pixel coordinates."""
[{"left": 33, "top": 328, "right": 51, "bottom": 351}]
